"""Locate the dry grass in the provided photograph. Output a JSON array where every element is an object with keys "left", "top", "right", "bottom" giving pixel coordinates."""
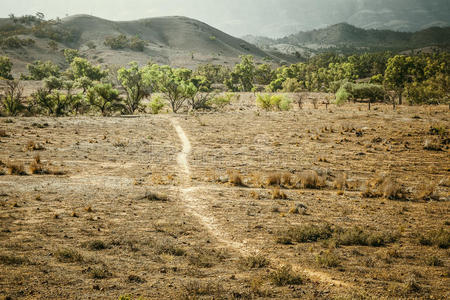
[
  {"left": 0, "top": 129, "right": 9, "bottom": 137},
  {"left": 239, "top": 254, "right": 270, "bottom": 269},
  {"left": 25, "top": 140, "right": 45, "bottom": 151},
  {"left": 271, "top": 187, "right": 287, "bottom": 200},
  {"left": 55, "top": 248, "right": 84, "bottom": 263},
  {"left": 316, "top": 250, "right": 341, "bottom": 268},
  {"left": 268, "top": 265, "right": 303, "bottom": 286},
  {"left": 228, "top": 171, "right": 245, "bottom": 186},
  {"left": 7, "top": 162, "right": 27, "bottom": 175},
  {"left": 296, "top": 170, "right": 325, "bottom": 189}
]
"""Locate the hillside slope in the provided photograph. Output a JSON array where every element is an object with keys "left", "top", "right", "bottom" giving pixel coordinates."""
[{"left": 0, "top": 15, "right": 275, "bottom": 75}]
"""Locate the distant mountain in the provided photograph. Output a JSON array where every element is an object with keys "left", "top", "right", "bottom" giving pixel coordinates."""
[
  {"left": 244, "top": 24, "right": 450, "bottom": 55},
  {"left": 235, "top": 0, "right": 450, "bottom": 37}
]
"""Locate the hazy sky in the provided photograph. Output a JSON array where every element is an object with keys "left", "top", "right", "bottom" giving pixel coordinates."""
[{"left": 1, "top": 0, "right": 449, "bottom": 37}]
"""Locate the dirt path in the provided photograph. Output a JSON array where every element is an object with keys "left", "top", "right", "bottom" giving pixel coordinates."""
[{"left": 170, "top": 117, "right": 351, "bottom": 288}]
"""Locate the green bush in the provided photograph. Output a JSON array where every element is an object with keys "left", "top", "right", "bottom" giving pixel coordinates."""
[
  {"left": 148, "top": 95, "right": 166, "bottom": 114},
  {"left": 1, "top": 80, "right": 24, "bottom": 116},
  {"left": 0, "top": 56, "right": 13, "bottom": 80},
  {"left": 25, "top": 60, "right": 60, "bottom": 80},
  {"left": 256, "top": 94, "right": 292, "bottom": 111},
  {"left": 335, "top": 86, "right": 350, "bottom": 105},
  {"left": 207, "top": 93, "right": 233, "bottom": 109}
]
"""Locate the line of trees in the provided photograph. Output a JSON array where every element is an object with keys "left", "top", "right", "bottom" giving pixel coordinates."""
[{"left": 0, "top": 49, "right": 448, "bottom": 116}]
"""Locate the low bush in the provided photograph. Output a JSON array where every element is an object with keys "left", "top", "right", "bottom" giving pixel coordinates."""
[{"left": 269, "top": 265, "right": 302, "bottom": 286}]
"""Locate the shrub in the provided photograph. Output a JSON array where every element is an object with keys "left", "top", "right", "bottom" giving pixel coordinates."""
[
  {"left": 7, "top": 162, "right": 27, "bottom": 175},
  {"left": 104, "top": 34, "right": 128, "bottom": 49},
  {"left": 256, "top": 94, "right": 272, "bottom": 110},
  {"left": 25, "top": 60, "right": 60, "bottom": 80},
  {"left": 277, "top": 224, "right": 333, "bottom": 244},
  {"left": 281, "top": 78, "right": 302, "bottom": 92},
  {"left": 239, "top": 254, "right": 270, "bottom": 269},
  {"left": 316, "top": 250, "right": 341, "bottom": 268},
  {"left": 269, "top": 265, "right": 302, "bottom": 286},
  {"left": 87, "top": 83, "right": 123, "bottom": 116},
  {"left": 419, "top": 228, "right": 449, "bottom": 249},
  {"left": 228, "top": 171, "right": 244, "bottom": 186},
  {"left": 207, "top": 93, "right": 233, "bottom": 110},
  {"left": 0, "top": 56, "right": 13, "bottom": 80},
  {"left": 297, "top": 170, "right": 325, "bottom": 189},
  {"left": 334, "top": 227, "right": 397, "bottom": 247},
  {"left": 335, "top": 86, "right": 350, "bottom": 105},
  {"left": 1, "top": 80, "right": 24, "bottom": 116},
  {"left": 148, "top": 95, "right": 166, "bottom": 114},
  {"left": 55, "top": 248, "right": 83, "bottom": 263},
  {"left": 256, "top": 94, "right": 292, "bottom": 111}
]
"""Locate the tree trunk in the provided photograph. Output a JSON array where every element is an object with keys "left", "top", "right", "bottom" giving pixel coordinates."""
[{"left": 398, "top": 92, "right": 403, "bottom": 105}]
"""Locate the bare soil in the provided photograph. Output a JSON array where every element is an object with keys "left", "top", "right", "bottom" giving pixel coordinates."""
[{"left": 0, "top": 97, "right": 449, "bottom": 299}]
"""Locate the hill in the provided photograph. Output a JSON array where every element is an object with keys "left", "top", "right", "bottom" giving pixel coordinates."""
[
  {"left": 0, "top": 14, "right": 276, "bottom": 75},
  {"left": 244, "top": 23, "right": 450, "bottom": 56}
]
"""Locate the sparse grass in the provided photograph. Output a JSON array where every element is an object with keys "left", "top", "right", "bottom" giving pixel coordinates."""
[
  {"left": 334, "top": 227, "right": 397, "bottom": 247},
  {"left": 55, "top": 248, "right": 83, "bottom": 263},
  {"left": 228, "top": 171, "right": 244, "bottom": 186},
  {"left": 239, "top": 254, "right": 270, "bottom": 269},
  {"left": 140, "top": 191, "right": 169, "bottom": 202},
  {"left": 7, "top": 162, "right": 27, "bottom": 175},
  {"left": 316, "top": 250, "right": 341, "bottom": 268},
  {"left": 181, "top": 281, "right": 224, "bottom": 296},
  {"left": 297, "top": 170, "right": 325, "bottom": 189},
  {"left": 423, "top": 139, "right": 442, "bottom": 151},
  {"left": 90, "top": 266, "right": 112, "bottom": 279},
  {"left": 0, "top": 129, "right": 9, "bottom": 137},
  {"left": 85, "top": 240, "right": 108, "bottom": 251},
  {"left": 277, "top": 224, "right": 333, "bottom": 244},
  {"left": 425, "top": 256, "right": 443, "bottom": 266},
  {"left": 0, "top": 254, "right": 28, "bottom": 265},
  {"left": 419, "top": 228, "right": 450, "bottom": 249},
  {"left": 154, "top": 240, "right": 185, "bottom": 256},
  {"left": 268, "top": 265, "right": 302, "bottom": 286},
  {"left": 271, "top": 187, "right": 287, "bottom": 200},
  {"left": 25, "top": 140, "right": 45, "bottom": 151},
  {"left": 362, "top": 175, "right": 407, "bottom": 200},
  {"left": 266, "top": 172, "right": 281, "bottom": 186}
]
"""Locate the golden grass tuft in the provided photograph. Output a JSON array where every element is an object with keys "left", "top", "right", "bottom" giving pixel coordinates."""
[
  {"left": 228, "top": 171, "right": 244, "bottom": 186},
  {"left": 297, "top": 170, "right": 325, "bottom": 189},
  {"left": 7, "top": 162, "right": 27, "bottom": 175},
  {"left": 271, "top": 187, "right": 287, "bottom": 200}
]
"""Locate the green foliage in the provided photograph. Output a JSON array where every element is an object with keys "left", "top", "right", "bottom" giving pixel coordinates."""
[
  {"left": 195, "top": 64, "right": 230, "bottom": 84},
  {"left": 118, "top": 62, "right": 151, "bottom": 114},
  {"left": 335, "top": 82, "right": 386, "bottom": 105},
  {"left": 0, "top": 36, "right": 35, "bottom": 49},
  {"left": 64, "top": 48, "right": 81, "bottom": 64},
  {"left": 87, "top": 83, "right": 122, "bottom": 116},
  {"left": 104, "top": 34, "right": 129, "bottom": 49},
  {"left": 25, "top": 60, "right": 60, "bottom": 80},
  {"left": 256, "top": 94, "right": 292, "bottom": 111},
  {"left": 207, "top": 93, "right": 234, "bottom": 110},
  {"left": 148, "top": 95, "right": 166, "bottom": 114},
  {"left": 0, "top": 56, "right": 13, "bottom": 80},
  {"left": 335, "top": 86, "right": 350, "bottom": 105},
  {"left": 281, "top": 78, "right": 302, "bottom": 92},
  {"left": 225, "top": 55, "right": 255, "bottom": 92},
  {"left": 105, "top": 35, "right": 147, "bottom": 52},
  {"left": 69, "top": 57, "right": 107, "bottom": 82},
  {"left": 129, "top": 36, "right": 146, "bottom": 52},
  {"left": 1, "top": 80, "right": 24, "bottom": 116},
  {"left": 255, "top": 63, "right": 275, "bottom": 85},
  {"left": 35, "top": 79, "right": 82, "bottom": 116}
]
